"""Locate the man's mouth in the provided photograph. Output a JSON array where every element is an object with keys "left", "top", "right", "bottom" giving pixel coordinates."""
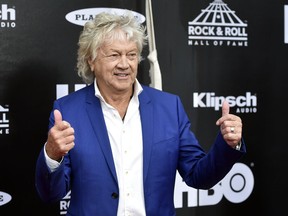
[{"left": 114, "top": 72, "right": 128, "bottom": 77}]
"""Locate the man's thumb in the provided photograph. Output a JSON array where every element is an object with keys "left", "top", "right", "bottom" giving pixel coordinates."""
[
  {"left": 54, "top": 109, "right": 62, "bottom": 125},
  {"left": 222, "top": 100, "right": 230, "bottom": 116}
]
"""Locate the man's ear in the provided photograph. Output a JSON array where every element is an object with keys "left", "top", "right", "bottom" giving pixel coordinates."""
[{"left": 88, "top": 59, "right": 94, "bottom": 71}]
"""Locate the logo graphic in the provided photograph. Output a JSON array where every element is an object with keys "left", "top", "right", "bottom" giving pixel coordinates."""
[
  {"left": 60, "top": 191, "right": 71, "bottom": 215},
  {"left": 193, "top": 92, "right": 257, "bottom": 113},
  {"left": 0, "top": 105, "right": 9, "bottom": 135},
  {"left": 0, "top": 191, "right": 12, "bottom": 206},
  {"left": 188, "top": 0, "right": 248, "bottom": 47},
  {"left": 174, "top": 162, "right": 254, "bottom": 208},
  {"left": 56, "top": 84, "right": 86, "bottom": 99},
  {"left": 285, "top": 5, "right": 288, "bottom": 44},
  {"left": 0, "top": 4, "right": 16, "bottom": 28},
  {"left": 65, "top": 7, "right": 145, "bottom": 26}
]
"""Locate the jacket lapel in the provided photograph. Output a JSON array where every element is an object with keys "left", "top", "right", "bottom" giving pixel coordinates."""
[
  {"left": 139, "top": 89, "right": 154, "bottom": 183},
  {"left": 85, "top": 84, "right": 118, "bottom": 183}
]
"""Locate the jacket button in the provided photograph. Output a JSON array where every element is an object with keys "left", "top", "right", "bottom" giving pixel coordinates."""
[{"left": 111, "top": 192, "right": 119, "bottom": 199}]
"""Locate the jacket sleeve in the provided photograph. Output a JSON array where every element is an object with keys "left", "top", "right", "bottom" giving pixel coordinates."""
[{"left": 176, "top": 96, "right": 246, "bottom": 189}]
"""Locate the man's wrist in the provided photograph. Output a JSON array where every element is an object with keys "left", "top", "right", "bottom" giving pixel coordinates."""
[{"left": 234, "top": 141, "right": 242, "bottom": 151}]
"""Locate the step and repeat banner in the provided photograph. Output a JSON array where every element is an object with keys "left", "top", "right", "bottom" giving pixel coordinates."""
[{"left": 0, "top": 0, "right": 287, "bottom": 215}]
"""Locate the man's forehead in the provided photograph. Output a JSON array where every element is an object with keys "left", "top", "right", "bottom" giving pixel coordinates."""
[{"left": 101, "top": 41, "right": 138, "bottom": 52}]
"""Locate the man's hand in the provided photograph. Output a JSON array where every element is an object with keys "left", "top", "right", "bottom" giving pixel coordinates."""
[
  {"left": 45, "top": 109, "right": 75, "bottom": 161},
  {"left": 216, "top": 100, "right": 242, "bottom": 148}
]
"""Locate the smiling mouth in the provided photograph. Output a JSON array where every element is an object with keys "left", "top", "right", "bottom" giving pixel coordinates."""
[{"left": 114, "top": 73, "right": 129, "bottom": 77}]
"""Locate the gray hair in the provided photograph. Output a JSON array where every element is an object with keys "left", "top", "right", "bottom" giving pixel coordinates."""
[{"left": 76, "top": 11, "right": 148, "bottom": 84}]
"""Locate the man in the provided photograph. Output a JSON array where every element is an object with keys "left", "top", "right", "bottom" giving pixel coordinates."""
[{"left": 35, "top": 11, "right": 245, "bottom": 216}]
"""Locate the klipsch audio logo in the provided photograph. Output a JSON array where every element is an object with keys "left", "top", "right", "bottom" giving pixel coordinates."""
[
  {"left": 0, "top": 105, "right": 9, "bottom": 135},
  {"left": 285, "top": 5, "right": 288, "bottom": 44},
  {"left": 0, "top": 4, "right": 16, "bottom": 28},
  {"left": 193, "top": 92, "right": 257, "bottom": 113},
  {"left": 188, "top": 0, "right": 248, "bottom": 47},
  {"left": 65, "top": 7, "right": 145, "bottom": 26}
]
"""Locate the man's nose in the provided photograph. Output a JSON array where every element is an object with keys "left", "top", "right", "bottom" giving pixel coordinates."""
[{"left": 117, "top": 55, "right": 129, "bottom": 68}]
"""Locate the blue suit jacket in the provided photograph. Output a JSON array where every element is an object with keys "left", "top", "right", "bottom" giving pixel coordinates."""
[{"left": 35, "top": 83, "right": 245, "bottom": 216}]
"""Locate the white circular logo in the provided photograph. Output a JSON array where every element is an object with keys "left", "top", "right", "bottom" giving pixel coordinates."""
[
  {"left": 0, "top": 191, "right": 12, "bottom": 206},
  {"left": 65, "top": 7, "right": 146, "bottom": 26}
]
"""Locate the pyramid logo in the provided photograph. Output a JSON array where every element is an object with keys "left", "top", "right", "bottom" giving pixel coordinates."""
[{"left": 188, "top": 0, "right": 248, "bottom": 46}]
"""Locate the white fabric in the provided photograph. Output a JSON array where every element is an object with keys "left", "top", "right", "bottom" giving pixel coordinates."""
[
  {"left": 146, "top": 0, "right": 162, "bottom": 90},
  {"left": 95, "top": 80, "right": 146, "bottom": 216}
]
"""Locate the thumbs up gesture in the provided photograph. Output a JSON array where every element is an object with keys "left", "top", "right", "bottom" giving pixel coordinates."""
[
  {"left": 45, "top": 109, "right": 75, "bottom": 161},
  {"left": 216, "top": 100, "right": 242, "bottom": 148}
]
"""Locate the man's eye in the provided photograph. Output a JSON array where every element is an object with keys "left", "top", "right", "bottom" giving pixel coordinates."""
[
  {"left": 107, "top": 54, "right": 120, "bottom": 60},
  {"left": 127, "top": 53, "right": 137, "bottom": 59}
]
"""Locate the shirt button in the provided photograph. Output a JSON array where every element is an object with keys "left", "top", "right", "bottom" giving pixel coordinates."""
[{"left": 111, "top": 192, "right": 119, "bottom": 199}]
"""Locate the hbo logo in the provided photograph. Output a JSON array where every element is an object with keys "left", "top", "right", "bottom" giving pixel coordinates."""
[{"left": 174, "top": 162, "right": 254, "bottom": 207}]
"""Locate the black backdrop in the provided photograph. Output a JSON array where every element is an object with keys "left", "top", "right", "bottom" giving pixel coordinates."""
[{"left": 1, "top": 0, "right": 288, "bottom": 215}]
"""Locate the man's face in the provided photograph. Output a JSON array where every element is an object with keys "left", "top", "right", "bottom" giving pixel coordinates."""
[{"left": 89, "top": 39, "right": 139, "bottom": 95}]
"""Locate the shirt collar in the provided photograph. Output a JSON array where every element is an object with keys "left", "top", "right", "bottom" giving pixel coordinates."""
[{"left": 94, "top": 78, "right": 143, "bottom": 102}]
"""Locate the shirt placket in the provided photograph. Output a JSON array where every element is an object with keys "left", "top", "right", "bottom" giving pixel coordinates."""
[{"left": 122, "top": 122, "right": 134, "bottom": 216}]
